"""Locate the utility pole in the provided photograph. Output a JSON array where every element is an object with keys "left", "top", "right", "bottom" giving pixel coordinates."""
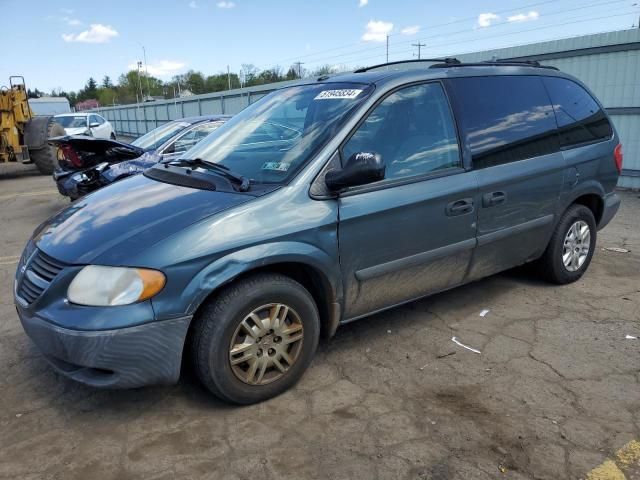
[
  {"left": 136, "top": 61, "right": 144, "bottom": 101},
  {"left": 412, "top": 42, "right": 426, "bottom": 60},
  {"left": 142, "top": 46, "right": 151, "bottom": 99},
  {"left": 294, "top": 61, "right": 304, "bottom": 79},
  {"left": 227, "top": 65, "right": 231, "bottom": 90},
  {"left": 386, "top": 35, "right": 389, "bottom": 63}
]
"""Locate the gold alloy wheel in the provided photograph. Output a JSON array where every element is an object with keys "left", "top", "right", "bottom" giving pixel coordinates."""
[{"left": 229, "top": 303, "right": 304, "bottom": 385}]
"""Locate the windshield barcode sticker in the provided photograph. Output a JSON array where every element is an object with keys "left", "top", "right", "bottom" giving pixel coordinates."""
[
  {"left": 262, "top": 162, "right": 290, "bottom": 172},
  {"left": 314, "top": 89, "right": 363, "bottom": 100}
]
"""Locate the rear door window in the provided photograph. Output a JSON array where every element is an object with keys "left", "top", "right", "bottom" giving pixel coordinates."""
[
  {"left": 542, "top": 77, "right": 612, "bottom": 148},
  {"left": 447, "top": 76, "right": 559, "bottom": 169},
  {"left": 342, "top": 82, "right": 460, "bottom": 181}
]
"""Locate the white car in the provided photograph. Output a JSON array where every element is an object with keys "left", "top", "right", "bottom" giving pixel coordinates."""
[{"left": 54, "top": 113, "right": 115, "bottom": 139}]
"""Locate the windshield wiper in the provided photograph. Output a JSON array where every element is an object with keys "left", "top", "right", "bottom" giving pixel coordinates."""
[{"left": 168, "top": 158, "right": 251, "bottom": 192}]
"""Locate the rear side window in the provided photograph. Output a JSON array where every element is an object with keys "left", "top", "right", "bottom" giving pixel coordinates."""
[
  {"left": 542, "top": 77, "right": 612, "bottom": 148},
  {"left": 447, "top": 76, "right": 559, "bottom": 169}
]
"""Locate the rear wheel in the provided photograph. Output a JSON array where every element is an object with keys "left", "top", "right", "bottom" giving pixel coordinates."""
[
  {"left": 190, "top": 273, "right": 320, "bottom": 404},
  {"left": 31, "top": 120, "right": 65, "bottom": 175},
  {"left": 539, "top": 204, "right": 597, "bottom": 284}
]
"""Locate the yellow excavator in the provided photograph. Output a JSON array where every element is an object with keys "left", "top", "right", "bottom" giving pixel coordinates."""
[{"left": 0, "top": 76, "right": 64, "bottom": 174}]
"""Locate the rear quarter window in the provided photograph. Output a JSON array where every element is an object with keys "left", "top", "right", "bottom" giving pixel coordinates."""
[
  {"left": 447, "top": 75, "right": 559, "bottom": 169},
  {"left": 542, "top": 77, "right": 612, "bottom": 149}
]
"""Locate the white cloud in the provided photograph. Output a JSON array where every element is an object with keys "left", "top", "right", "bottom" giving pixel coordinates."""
[
  {"left": 362, "top": 20, "right": 393, "bottom": 42},
  {"left": 401, "top": 25, "right": 420, "bottom": 35},
  {"left": 128, "top": 60, "right": 186, "bottom": 77},
  {"left": 359, "top": 0, "right": 368, "bottom": 7},
  {"left": 60, "top": 8, "right": 74, "bottom": 14},
  {"left": 477, "top": 12, "right": 500, "bottom": 27},
  {"left": 507, "top": 11, "right": 540, "bottom": 23},
  {"left": 62, "top": 24, "right": 118, "bottom": 43},
  {"left": 189, "top": 0, "right": 197, "bottom": 7},
  {"left": 216, "top": 1, "right": 235, "bottom": 8},
  {"left": 63, "top": 16, "right": 82, "bottom": 26}
]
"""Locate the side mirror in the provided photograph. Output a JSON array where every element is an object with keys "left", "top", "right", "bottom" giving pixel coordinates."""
[
  {"left": 325, "top": 152, "right": 385, "bottom": 191},
  {"left": 89, "top": 122, "right": 100, "bottom": 128}
]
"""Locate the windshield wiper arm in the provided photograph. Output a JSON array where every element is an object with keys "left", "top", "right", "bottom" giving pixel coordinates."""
[{"left": 168, "top": 158, "right": 251, "bottom": 192}]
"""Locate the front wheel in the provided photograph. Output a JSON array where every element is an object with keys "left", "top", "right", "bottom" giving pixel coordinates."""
[
  {"left": 539, "top": 204, "right": 597, "bottom": 284},
  {"left": 190, "top": 273, "right": 320, "bottom": 404}
]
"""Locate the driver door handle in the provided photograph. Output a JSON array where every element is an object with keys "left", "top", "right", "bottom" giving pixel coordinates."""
[{"left": 446, "top": 198, "right": 474, "bottom": 216}]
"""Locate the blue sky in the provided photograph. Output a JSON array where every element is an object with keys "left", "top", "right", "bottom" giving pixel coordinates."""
[{"left": 2, "top": 0, "right": 638, "bottom": 92}]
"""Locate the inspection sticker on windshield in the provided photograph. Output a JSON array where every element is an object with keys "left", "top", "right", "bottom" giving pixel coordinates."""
[
  {"left": 262, "top": 162, "right": 290, "bottom": 172},
  {"left": 314, "top": 89, "right": 363, "bottom": 100}
]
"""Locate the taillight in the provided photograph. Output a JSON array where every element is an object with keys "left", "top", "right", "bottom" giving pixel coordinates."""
[
  {"left": 58, "top": 144, "right": 82, "bottom": 168},
  {"left": 614, "top": 143, "right": 623, "bottom": 174}
]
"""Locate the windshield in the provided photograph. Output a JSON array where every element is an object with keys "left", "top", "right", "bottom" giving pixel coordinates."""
[
  {"left": 56, "top": 116, "right": 87, "bottom": 128},
  {"left": 182, "top": 82, "right": 373, "bottom": 184},
  {"left": 131, "top": 121, "right": 191, "bottom": 151}
]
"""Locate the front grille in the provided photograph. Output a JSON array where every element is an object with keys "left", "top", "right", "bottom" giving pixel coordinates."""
[{"left": 16, "top": 249, "right": 66, "bottom": 306}]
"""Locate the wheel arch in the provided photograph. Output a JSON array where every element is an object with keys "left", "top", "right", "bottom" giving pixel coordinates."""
[
  {"left": 184, "top": 243, "right": 343, "bottom": 341},
  {"left": 563, "top": 183, "right": 605, "bottom": 226}
]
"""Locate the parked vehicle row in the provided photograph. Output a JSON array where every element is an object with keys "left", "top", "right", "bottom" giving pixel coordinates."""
[
  {"left": 18, "top": 60, "right": 621, "bottom": 404},
  {"left": 51, "top": 115, "right": 229, "bottom": 200}
]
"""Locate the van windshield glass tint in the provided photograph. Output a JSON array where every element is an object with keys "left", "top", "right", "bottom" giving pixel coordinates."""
[
  {"left": 181, "top": 83, "right": 373, "bottom": 184},
  {"left": 448, "top": 75, "right": 559, "bottom": 168}
]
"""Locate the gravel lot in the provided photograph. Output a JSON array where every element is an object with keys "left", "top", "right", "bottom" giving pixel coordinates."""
[{"left": 1, "top": 163, "right": 638, "bottom": 480}]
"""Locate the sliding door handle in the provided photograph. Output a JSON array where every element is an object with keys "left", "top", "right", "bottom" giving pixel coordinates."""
[{"left": 482, "top": 191, "right": 507, "bottom": 207}]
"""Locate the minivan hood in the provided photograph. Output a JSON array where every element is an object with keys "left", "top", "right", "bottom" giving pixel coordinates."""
[{"left": 34, "top": 174, "right": 253, "bottom": 265}]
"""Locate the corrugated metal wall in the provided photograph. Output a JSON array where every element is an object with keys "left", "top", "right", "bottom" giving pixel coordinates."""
[{"left": 95, "top": 29, "right": 640, "bottom": 188}]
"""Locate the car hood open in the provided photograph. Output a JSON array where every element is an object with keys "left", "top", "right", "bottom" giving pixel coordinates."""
[
  {"left": 33, "top": 173, "right": 253, "bottom": 265},
  {"left": 49, "top": 135, "right": 146, "bottom": 160}
]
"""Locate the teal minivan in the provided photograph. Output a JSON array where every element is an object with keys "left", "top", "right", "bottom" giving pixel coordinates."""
[{"left": 16, "top": 59, "right": 621, "bottom": 404}]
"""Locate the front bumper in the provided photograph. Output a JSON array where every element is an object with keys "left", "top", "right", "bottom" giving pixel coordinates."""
[
  {"left": 17, "top": 306, "right": 191, "bottom": 388},
  {"left": 598, "top": 192, "right": 621, "bottom": 231}
]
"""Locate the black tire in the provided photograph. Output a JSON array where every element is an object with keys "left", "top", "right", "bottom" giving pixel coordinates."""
[
  {"left": 190, "top": 273, "right": 320, "bottom": 404},
  {"left": 539, "top": 204, "right": 597, "bottom": 284},
  {"left": 110, "top": 133, "right": 116, "bottom": 140},
  {"left": 31, "top": 120, "right": 65, "bottom": 175}
]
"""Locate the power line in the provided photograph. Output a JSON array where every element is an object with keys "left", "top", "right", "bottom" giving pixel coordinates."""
[
  {"left": 299, "top": 0, "right": 635, "bottom": 67},
  {"left": 261, "top": 0, "right": 563, "bottom": 67},
  {"left": 347, "top": 9, "right": 638, "bottom": 67}
]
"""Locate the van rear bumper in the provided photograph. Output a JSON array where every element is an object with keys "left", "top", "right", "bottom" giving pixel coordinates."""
[
  {"left": 598, "top": 192, "right": 621, "bottom": 230},
  {"left": 17, "top": 305, "right": 191, "bottom": 389}
]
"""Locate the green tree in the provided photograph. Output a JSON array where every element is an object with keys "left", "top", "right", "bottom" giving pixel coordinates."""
[
  {"left": 311, "top": 65, "right": 334, "bottom": 77},
  {"left": 285, "top": 66, "right": 298, "bottom": 80},
  {"left": 97, "top": 87, "right": 118, "bottom": 106},
  {"left": 102, "top": 75, "right": 114, "bottom": 89}
]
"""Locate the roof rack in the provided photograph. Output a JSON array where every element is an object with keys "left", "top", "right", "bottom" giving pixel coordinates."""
[
  {"left": 429, "top": 59, "right": 559, "bottom": 70},
  {"left": 353, "top": 58, "right": 461, "bottom": 73}
]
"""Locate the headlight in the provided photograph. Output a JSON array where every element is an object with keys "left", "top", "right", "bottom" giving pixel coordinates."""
[{"left": 67, "top": 265, "right": 165, "bottom": 306}]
